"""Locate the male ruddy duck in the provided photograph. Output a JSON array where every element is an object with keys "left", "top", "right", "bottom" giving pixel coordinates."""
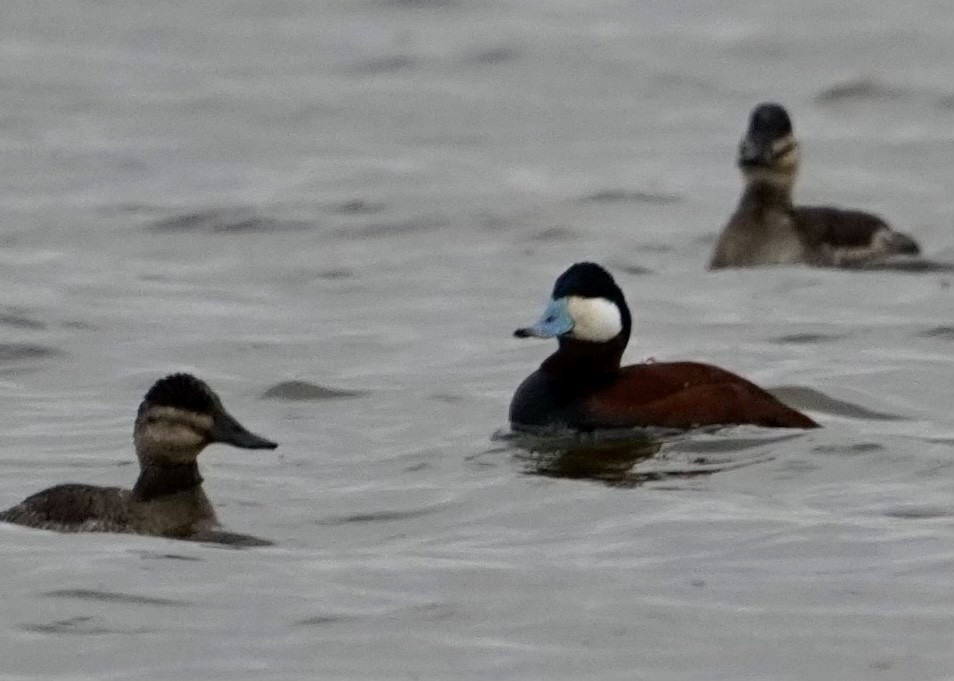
[
  {"left": 0, "top": 373, "right": 277, "bottom": 538},
  {"left": 510, "top": 262, "right": 818, "bottom": 431},
  {"left": 709, "top": 102, "right": 920, "bottom": 269}
]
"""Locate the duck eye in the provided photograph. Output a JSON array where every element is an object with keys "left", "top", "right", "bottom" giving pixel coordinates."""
[{"left": 545, "top": 316, "right": 556, "bottom": 323}]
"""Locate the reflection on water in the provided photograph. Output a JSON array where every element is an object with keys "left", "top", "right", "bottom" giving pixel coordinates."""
[
  {"left": 501, "top": 429, "right": 662, "bottom": 486},
  {"left": 492, "top": 428, "right": 794, "bottom": 488},
  {"left": 185, "top": 529, "right": 274, "bottom": 548},
  {"left": 854, "top": 258, "right": 954, "bottom": 272}
]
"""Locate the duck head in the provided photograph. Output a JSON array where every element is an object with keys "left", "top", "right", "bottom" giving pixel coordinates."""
[
  {"left": 133, "top": 373, "right": 277, "bottom": 466},
  {"left": 515, "top": 262, "right": 632, "bottom": 353},
  {"left": 737, "top": 102, "right": 800, "bottom": 187}
]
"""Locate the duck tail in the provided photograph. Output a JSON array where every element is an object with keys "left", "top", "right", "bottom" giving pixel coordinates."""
[{"left": 887, "top": 230, "right": 920, "bottom": 255}]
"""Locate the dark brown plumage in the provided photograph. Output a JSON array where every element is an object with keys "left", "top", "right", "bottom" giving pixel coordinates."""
[{"left": 0, "top": 484, "right": 131, "bottom": 533}]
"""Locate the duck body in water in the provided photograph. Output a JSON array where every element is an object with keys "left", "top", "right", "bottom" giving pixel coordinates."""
[
  {"left": 709, "top": 102, "right": 920, "bottom": 269},
  {"left": 510, "top": 262, "right": 819, "bottom": 431},
  {"left": 0, "top": 374, "right": 277, "bottom": 538}
]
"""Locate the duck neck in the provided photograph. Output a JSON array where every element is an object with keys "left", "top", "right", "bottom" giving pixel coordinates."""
[
  {"left": 739, "top": 175, "right": 795, "bottom": 213},
  {"left": 741, "top": 180, "right": 792, "bottom": 210},
  {"left": 132, "top": 461, "right": 204, "bottom": 502},
  {"left": 542, "top": 335, "right": 628, "bottom": 385}
]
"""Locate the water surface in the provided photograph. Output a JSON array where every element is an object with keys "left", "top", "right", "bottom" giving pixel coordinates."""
[{"left": 0, "top": 2, "right": 952, "bottom": 679}]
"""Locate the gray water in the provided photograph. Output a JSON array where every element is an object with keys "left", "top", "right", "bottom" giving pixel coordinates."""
[{"left": 1, "top": 1, "right": 953, "bottom": 679}]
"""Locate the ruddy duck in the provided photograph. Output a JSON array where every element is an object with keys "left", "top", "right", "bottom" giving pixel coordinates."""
[
  {"left": 709, "top": 102, "right": 920, "bottom": 269},
  {"left": 510, "top": 262, "right": 819, "bottom": 431},
  {"left": 0, "top": 373, "right": 277, "bottom": 538}
]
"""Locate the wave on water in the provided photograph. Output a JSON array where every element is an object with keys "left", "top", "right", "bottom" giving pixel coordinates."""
[
  {"left": 768, "top": 333, "right": 846, "bottom": 344},
  {"left": 0, "top": 343, "right": 63, "bottom": 362},
  {"left": 577, "top": 189, "right": 685, "bottom": 205},
  {"left": 768, "top": 386, "right": 908, "bottom": 422},
  {"left": 814, "top": 76, "right": 954, "bottom": 111},
  {"left": 917, "top": 326, "right": 954, "bottom": 341},
  {"left": 261, "top": 380, "right": 366, "bottom": 401},
  {"left": 146, "top": 208, "right": 315, "bottom": 234},
  {"left": 814, "top": 77, "right": 911, "bottom": 104}
]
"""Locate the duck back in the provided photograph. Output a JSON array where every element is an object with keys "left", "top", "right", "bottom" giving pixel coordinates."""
[
  {"left": 511, "top": 360, "right": 817, "bottom": 431},
  {"left": 0, "top": 484, "right": 131, "bottom": 533},
  {"left": 588, "top": 361, "right": 819, "bottom": 429},
  {"left": 0, "top": 472, "right": 218, "bottom": 537},
  {"left": 793, "top": 206, "right": 920, "bottom": 265}
]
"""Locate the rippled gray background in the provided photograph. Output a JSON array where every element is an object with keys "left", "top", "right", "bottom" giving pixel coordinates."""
[{"left": 1, "top": 1, "right": 952, "bottom": 679}]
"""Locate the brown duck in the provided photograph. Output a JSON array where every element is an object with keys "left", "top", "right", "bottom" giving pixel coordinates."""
[
  {"left": 0, "top": 374, "right": 277, "bottom": 539},
  {"left": 709, "top": 102, "right": 920, "bottom": 269}
]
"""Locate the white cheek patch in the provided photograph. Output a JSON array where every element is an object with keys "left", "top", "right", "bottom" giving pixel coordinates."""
[{"left": 566, "top": 296, "right": 623, "bottom": 342}]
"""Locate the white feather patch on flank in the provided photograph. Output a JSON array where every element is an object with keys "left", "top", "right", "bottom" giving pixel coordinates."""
[
  {"left": 830, "top": 228, "right": 895, "bottom": 266},
  {"left": 566, "top": 296, "right": 623, "bottom": 342}
]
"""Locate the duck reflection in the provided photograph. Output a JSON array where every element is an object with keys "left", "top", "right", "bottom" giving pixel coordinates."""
[{"left": 496, "top": 428, "right": 803, "bottom": 488}]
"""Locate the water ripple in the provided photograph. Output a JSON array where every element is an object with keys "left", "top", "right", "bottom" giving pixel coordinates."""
[
  {"left": 147, "top": 208, "right": 314, "bottom": 234},
  {"left": 261, "top": 380, "right": 366, "bottom": 401},
  {"left": 41, "top": 589, "right": 188, "bottom": 607}
]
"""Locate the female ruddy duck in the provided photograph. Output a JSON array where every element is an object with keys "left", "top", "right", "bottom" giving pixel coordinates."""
[
  {"left": 0, "top": 373, "right": 277, "bottom": 538},
  {"left": 510, "top": 262, "right": 818, "bottom": 431},
  {"left": 709, "top": 102, "right": 920, "bottom": 269}
]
